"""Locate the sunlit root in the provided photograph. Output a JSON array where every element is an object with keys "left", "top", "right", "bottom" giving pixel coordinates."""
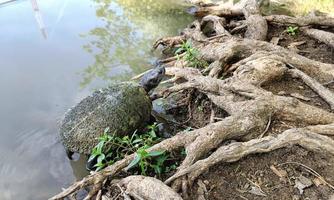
[
  {"left": 201, "top": 15, "right": 231, "bottom": 37},
  {"left": 198, "top": 38, "right": 334, "bottom": 82},
  {"left": 242, "top": 0, "right": 268, "bottom": 40},
  {"left": 191, "top": 2, "right": 243, "bottom": 18},
  {"left": 289, "top": 67, "right": 334, "bottom": 109},
  {"left": 265, "top": 15, "right": 334, "bottom": 27},
  {"left": 302, "top": 28, "right": 334, "bottom": 48},
  {"left": 165, "top": 67, "right": 334, "bottom": 124},
  {"left": 165, "top": 125, "right": 334, "bottom": 185}
]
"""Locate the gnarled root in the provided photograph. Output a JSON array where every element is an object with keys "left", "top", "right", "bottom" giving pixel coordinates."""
[
  {"left": 165, "top": 125, "right": 334, "bottom": 186},
  {"left": 302, "top": 28, "right": 334, "bottom": 49}
]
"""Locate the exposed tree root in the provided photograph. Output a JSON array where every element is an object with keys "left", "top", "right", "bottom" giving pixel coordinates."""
[
  {"left": 51, "top": 1, "right": 334, "bottom": 199},
  {"left": 165, "top": 125, "right": 334, "bottom": 186},
  {"left": 289, "top": 67, "right": 334, "bottom": 110},
  {"left": 302, "top": 28, "right": 334, "bottom": 49},
  {"left": 265, "top": 15, "right": 334, "bottom": 27},
  {"left": 242, "top": 0, "right": 267, "bottom": 40}
]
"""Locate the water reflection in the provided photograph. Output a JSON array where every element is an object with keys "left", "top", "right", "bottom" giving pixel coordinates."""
[
  {"left": 0, "top": 0, "right": 193, "bottom": 199},
  {"left": 80, "top": 0, "right": 193, "bottom": 87}
]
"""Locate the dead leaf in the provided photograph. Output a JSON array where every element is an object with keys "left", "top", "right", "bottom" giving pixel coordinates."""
[
  {"left": 248, "top": 186, "right": 267, "bottom": 197},
  {"left": 294, "top": 175, "right": 313, "bottom": 194},
  {"left": 313, "top": 177, "right": 326, "bottom": 187}
]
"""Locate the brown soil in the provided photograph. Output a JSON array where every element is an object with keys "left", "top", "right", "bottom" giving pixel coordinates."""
[
  {"left": 173, "top": 24, "right": 334, "bottom": 200},
  {"left": 149, "top": 23, "right": 334, "bottom": 200},
  {"left": 192, "top": 147, "right": 334, "bottom": 200}
]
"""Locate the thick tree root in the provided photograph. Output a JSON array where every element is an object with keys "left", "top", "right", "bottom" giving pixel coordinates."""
[
  {"left": 165, "top": 125, "right": 334, "bottom": 185},
  {"left": 302, "top": 28, "right": 334, "bottom": 49},
  {"left": 265, "top": 15, "right": 334, "bottom": 27},
  {"left": 289, "top": 67, "right": 334, "bottom": 110}
]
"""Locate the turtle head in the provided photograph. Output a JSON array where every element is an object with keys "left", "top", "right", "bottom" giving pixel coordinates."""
[{"left": 140, "top": 65, "right": 165, "bottom": 93}]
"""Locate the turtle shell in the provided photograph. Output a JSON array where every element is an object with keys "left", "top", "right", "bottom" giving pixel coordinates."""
[{"left": 59, "top": 82, "right": 152, "bottom": 154}]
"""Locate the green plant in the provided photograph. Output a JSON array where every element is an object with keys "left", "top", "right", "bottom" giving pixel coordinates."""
[
  {"left": 286, "top": 26, "right": 298, "bottom": 36},
  {"left": 197, "top": 105, "right": 204, "bottom": 112},
  {"left": 88, "top": 127, "right": 115, "bottom": 171},
  {"left": 89, "top": 123, "right": 177, "bottom": 175},
  {"left": 175, "top": 40, "right": 208, "bottom": 68},
  {"left": 126, "top": 146, "right": 166, "bottom": 175}
]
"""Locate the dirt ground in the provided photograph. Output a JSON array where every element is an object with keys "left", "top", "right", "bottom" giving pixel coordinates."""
[
  {"left": 193, "top": 146, "right": 334, "bottom": 200},
  {"left": 161, "top": 24, "right": 334, "bottom": 200}
]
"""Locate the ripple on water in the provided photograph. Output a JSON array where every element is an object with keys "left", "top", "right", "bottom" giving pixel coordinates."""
[{"left": 0, "top": 128, "right": 74, "bottom": 200}]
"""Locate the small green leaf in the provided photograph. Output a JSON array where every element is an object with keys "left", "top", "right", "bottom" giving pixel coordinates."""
[
  {"left": 122, "top": 136, "right": 129, "bottom": 140},
  {"left": 153, "top": 165, "right": 162, "bottom": 174},
  {"left": 185, "top": 40, "right": 192, "bottom": 48},
  {"left": 91, "top": 147, "right": 98, "bottom": 156},
  {"left": 132, "top": 138, "right": 143, "bottom": 143},
  {"left": 149, "top": 130, "right": 157, "bottom": 138},
  {"left": 94, "top": 162, "right": 104, "bottom": 167},
  {"left": 96, "top": 141, "right": 105, "bottom": 154},
  {"left": 104, "top": 127, "right": 110, "bottom": 134},
  {"left": 88, "top": 154, "right": 97, "bottom": 163},
  {"left": 175, "top": 48, "right": 183, "bottom": 55},
  {"left": 181, "top": 148, "right": 187, "bottom": 156},
  {"left": 97, "top": 154, "right": 106, "bottom": 164},
  {"left": 126, "top": 154, "right": 141, "bottom": 170},
  {"left": 95, "top": 164, "right": 105, "bottom": 171},
  {"left": 106, "top": 152, "right": 113, "bottom": 158},
  {"left": 148, "top": 151, "right": 165, "bottom": 157},
  {"left": 156, "top": 154, "right": 168, "bottom": 164},
  {"left": 185, "top": 127, "right": 193, "bottom": 132}
]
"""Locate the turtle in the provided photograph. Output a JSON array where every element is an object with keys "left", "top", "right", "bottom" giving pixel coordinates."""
[{"left": 59, "top": 66, "right": 165, "bottom": 161}]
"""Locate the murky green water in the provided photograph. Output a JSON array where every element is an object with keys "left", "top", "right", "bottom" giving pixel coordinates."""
[{"left": 0, "top": 0, "right": 193, "bottom": 199}]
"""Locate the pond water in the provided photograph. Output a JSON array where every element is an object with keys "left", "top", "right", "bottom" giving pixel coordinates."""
[{"left": 0, "top": 0, "right": 193, "bottom": 199}]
